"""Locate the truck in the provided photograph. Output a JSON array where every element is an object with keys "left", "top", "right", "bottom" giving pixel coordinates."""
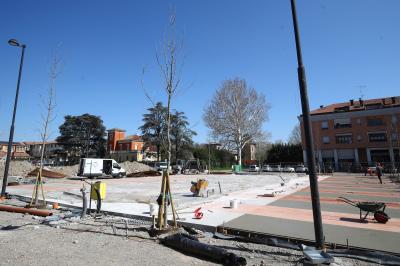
[{"left": 78, "top": 158, "right": 126, "bottom": 178}]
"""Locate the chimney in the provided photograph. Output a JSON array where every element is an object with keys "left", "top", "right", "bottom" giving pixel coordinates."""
[
  {"left": 350, "top": 99, "right": 354, "bottom": 106},
  {"left": 392, "top": 97, "right": 396, "bottom": 104},
  {"left": 320, "top": 105, "right": 324, "bottom": 109},
  {"left": 359, "top": 98, "right": 364, "bottom": 106}
]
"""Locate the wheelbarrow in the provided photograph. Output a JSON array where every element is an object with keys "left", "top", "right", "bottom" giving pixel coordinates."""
[{"left": 338, "top": 197, "right": 390, "bottom": 223}]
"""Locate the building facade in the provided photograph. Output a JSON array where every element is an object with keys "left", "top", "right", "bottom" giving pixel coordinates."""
[
  {"left": 299, "top": 96, "right": 400, "bottom": 171},
  {"left": 242, "top": 143, "right": 257, "bottom": 164},
  {"left": 24, "top": 141, "right": 63, "bottom": 159},
  {"left": 0, "top": 141, "right": 31, "bottom": 160},
  {"left": 107, "top": 128, "right": 144, "bottom": 162}
]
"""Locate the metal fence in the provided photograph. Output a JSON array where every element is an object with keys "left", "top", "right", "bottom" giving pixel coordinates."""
[{"left": 243, "top": 161, "right": 400, "bottom": 175}]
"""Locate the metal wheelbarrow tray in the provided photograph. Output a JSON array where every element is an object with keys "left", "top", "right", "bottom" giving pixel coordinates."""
[{"left": 338, "top": 197, "right": 390, "bottom": 223}]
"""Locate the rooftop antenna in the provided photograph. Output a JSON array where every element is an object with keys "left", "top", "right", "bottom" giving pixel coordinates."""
[{"left": 355, "top": 85, "right": 366, "bottom": 99}]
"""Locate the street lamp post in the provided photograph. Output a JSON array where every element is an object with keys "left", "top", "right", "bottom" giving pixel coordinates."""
[
  {"left": 290, "top": 0, "right": 325, "bottom": 249},
  {"left": 1, "top": 39, "right": 26, "bottom": 198}
]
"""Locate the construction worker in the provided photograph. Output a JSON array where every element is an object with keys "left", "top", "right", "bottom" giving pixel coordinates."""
[{"left": 376, "top": 163, "right": 383, "bottom": 184}]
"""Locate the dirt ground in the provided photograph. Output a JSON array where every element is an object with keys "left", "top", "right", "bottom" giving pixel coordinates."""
[{"left": 0, "top": 200, "right": 378, "bottom": 266}]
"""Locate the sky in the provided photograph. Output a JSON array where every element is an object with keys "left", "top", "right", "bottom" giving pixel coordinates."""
[{"left": 0, "top": 0, "right": 399, "bottom": 144}]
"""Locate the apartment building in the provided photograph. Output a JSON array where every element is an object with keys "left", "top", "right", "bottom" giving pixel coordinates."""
[
  {"left": 299, "top": 96, "right": 400, "bottom": 170},
  {"left": 107, "top": 128, "right": 144, "bottom": 162},
  {"left": 24, "top": 141, "right": 63, "bottom": 158},
  {"left": 0, "top": 141, "right": 31, "bottom": 160}
]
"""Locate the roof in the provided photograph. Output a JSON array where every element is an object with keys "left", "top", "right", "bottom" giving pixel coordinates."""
[
  {"left": 23, "top": 141, "right": 58, "bottom": 145},
  {"left": 310, "top": 96, "right": 400, "bottom": 116},
  {"left": 145, "top": 145, "right": 157, "bottom": 153},
  {"left": 117, "top": 135, "right": 143, "bottom": 142},
  {"left": 107, "top": 128, "right": 126, "bottom": 132},
  {"left": 0, "top": 141, "right": 24, "bottom": 146}
]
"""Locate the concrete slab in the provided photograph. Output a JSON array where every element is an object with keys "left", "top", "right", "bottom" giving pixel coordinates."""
[
  {"left": 223, "top": 214, "right": 400, "bottom": 254},
  {"left": 220, "top": 174, "right": 400, "bottom": 254}
]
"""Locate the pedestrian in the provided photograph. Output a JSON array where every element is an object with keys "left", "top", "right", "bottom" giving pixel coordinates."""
[{"left": 376, "top": 163, "right": 383, "bottom": 184}]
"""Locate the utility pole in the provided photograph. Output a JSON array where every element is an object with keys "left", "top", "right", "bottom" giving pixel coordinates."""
[
  {"left": 290, "top": 0, "right": 325, "bottom": 249},
  {"left": 1, "top": 39, "right": 26, "bottom": 198}
]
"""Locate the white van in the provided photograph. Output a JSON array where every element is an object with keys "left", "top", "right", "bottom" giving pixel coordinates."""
[{"left": 78, "top": 158, "right": 126, "bottom": 178}]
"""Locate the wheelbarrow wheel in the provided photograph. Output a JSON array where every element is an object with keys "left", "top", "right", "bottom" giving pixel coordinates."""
[{"left": 374, "top": 211, "right": 390, "bottom": 224}]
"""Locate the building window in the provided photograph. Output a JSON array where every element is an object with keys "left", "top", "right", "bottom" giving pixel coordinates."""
[
  {"left": 322, "top": 136, "right": 330, "bottom": 144},
  {"left": 367, "top": 118, "right": 385, "bottom": 126},
  {"left": 321, "top": 121, "right": 328, "bottom": 129},
  {"left": 356, "top": 118, "right": 361, "bottom": 125},
  {"left": 392, "top": 133, "right": 398, "bottom": 141},
  {"left": 334, "top": 118, "right": 351, "bottom": 129},
  {"left": 357, "top": 135, "right": 362, "bottom": 141},
  {"left": 336, "top": 134, "right": 352, "bottom": 144},
  {"left": 368, "top": 132, "right": 387, "bottom": 142}
]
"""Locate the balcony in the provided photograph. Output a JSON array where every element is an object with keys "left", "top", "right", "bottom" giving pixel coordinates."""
[
  {"left": 334, "top": 123, "right": 352, "bottom": 129},
  {"left": 368, "top": 133, "right": 387, "bottom": 143}
]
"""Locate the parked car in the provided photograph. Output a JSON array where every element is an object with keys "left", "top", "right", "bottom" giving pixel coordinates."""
[
  {"left": 283, "top": 166, "right": 295, "bottom": 173},
  {"left": 366, "top": 166, "right": 377, "bottom": 176},
  {"left": 262, "top": 165, "right": 272, "bottom": 172},
  {"left": 249, "top": 165, "right": 260, "bottom": 172},
  {"left": 295, "top": 165, "right": 308, "bottom": 173},
  {"left": 155, "top": 162, "right": 171, "bottom": 171},
  {"left": 270, "top": 165, "right": 282, "bottom": 172}
]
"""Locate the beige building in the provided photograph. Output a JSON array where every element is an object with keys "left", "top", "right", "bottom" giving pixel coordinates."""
[
  {"left": 24, "top": 141, "right": 62, "bottom": 158},
  {"left": 0, "top": 141, "right": 30, "bottom": 160}
]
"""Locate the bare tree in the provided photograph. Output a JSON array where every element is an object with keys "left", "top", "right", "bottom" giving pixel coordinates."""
[
  {"left": 32, "top": 54, "right": 60, "bottom": 206},
  {"left": 140, "top": 11, "right": 184, "bottom": 230},
  {"left": 288, "top": 124, "right": 302, "bottom": 144},
  {"left": 204, "top": 78, "right": 269, "bottom": 165},
  {"left": 156, "top": 13, "right": 183, "bottom": 168}
]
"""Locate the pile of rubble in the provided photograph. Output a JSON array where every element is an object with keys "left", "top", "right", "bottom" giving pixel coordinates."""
[
  {"left": 0, "top": 160, "right": 35, "bottom": 177},
  {"left": 28, "top": 168, "right": 66, "bottom": 178},
  {"left": 48, "top": 165, "right": 79, "bottom": 177},
  {"left": 0, "top": 160, "right": 154, "bottom": 179},
  {"left": 120, "top": 161, "right": 154, "bottom": 174}
]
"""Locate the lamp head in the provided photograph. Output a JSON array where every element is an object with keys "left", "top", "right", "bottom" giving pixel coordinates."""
[{"left": 8, "top": 39, "right": 20, "bottom": 47}]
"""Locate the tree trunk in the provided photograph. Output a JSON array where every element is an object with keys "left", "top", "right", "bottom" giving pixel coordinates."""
[
  {"left": 238, "top": 128, "right": 242, "bottom": 166},
  {"left": 167, "top": 93, "right": 171, "bottom": 168},
  {"left": 238, "top": 147, "right": 242, "bottom": 166}
]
